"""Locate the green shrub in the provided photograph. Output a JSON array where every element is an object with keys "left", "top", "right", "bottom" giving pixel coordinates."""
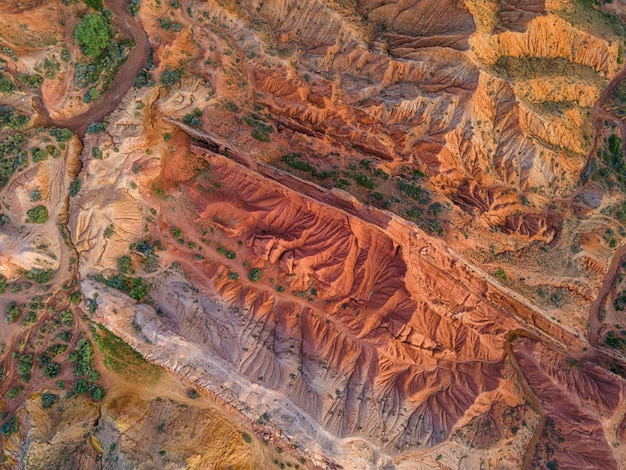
[
  {"left": 26, "top": 205, "right": 49, "bottom": 223},
  {"left": 492, "top": 268, "right": 507, "bottom": 281},
  {"left": 48, "top": 127, "right": 73, "bottom": 142},
  {"left": 41, "top": 392, "right": 59, "bottom": 409},
  {"left": 19, "top": 73, "right": 43, "bottom": 90},
  {"left": 44, "top": 362, "right": 62, "bottom": 378},
  {"left": 91, "top": 385, "right": 106, "bottom": 401},
  {"left": 158, "top": 18, "right": 182, "bottom": 32},
  {"left": 159, "top": 67, "right": 181, "bottom": 87},
  {"left": 69, "top": 179, "right": 81, "bottom": 197},
  {"left": 26, "top": 268, "right": 54, "bottom": 284},
  {"left": 74, "top": 14, "right": 111, "bottom": 57},
  {"left": 58, "top": 330, "right": 73, "bottom": 342},
  {"left": 248, "top": 268, "right": 263, "bottom": 282},
  {"left": 84, "top": 0, "right": 102, "bottom": 9},
  {"left": 7, "top": 386, "right": 24, "bottom": 399},
  {"left": 0, "top": 73, "right": 15, "bottom": 93},
  {"left": 95, "top": 273, "right": 149, "bottom": 301},
  {"left": 118, "top": 255, "right": 133, "bottom": 274},
  {"left": 87, "top": 122, "right": 106, "bottom": 134},
  {"left": 1, "top": 416, "right": 18, "bottom": 436},
  {"left": 128, "top": 0, "right": 140, "bottom": 16},
  {"left": 0, "top": 274, "right": 6, "bottom": 294},
  {"left": 183, "top": 108, "right": 203, "bottom": 127},
  {"left": 6, "top": 302, "right": 24, "bottom": 323},
  {"left": 74, "top": 378, "right": 89, "bottom": 394},
  {"left": 31, "top": 147, "right": 47, "bottom": 162},
  {"left": 243, "top": 114, "right": 273, "bottom": 142}
]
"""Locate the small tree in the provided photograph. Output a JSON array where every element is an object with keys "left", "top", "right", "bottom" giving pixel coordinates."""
[
  {"left": 26, "top": 205, "right": 49, "bottom": 223},
  {"left": 74, "top": 14, "right": 110, "bottom": 57}
]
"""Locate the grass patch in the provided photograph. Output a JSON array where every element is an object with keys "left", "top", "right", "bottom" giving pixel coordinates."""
[{"left": 93, "top": 325, "right": 161, "bottom": 383}]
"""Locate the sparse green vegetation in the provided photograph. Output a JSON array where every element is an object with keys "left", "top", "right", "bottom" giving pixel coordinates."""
[
  {"left": 26, "top": 268, "right": 55, "bottom": 284},
  {"left": 48, "top": 127, "right": 73, "bottom": 142},
  {"left": 6, "top": 302, "right": 25, "bottom": 323},
  {"left": 158, "top": 17, "right": 182, "bottom": 32},
  {"left": 0, "top": 73, "right": 15, "bottom": 93},
  {"left": 605, "top": 330, "right": 626, "bottom": 351},
  {"left": 1, "top": 416, "right": 18, "bottom": 436},
  {"left": 243, "top": 113, "right": 274, "bottom": 142},
  {"left": 94, "top": 273, "right": 149, "bottom": 301},
  {"left": 493, "top": 56, "right": 602, "bottom": 83},
  {"left": 26, "top": 205, "right": 49, "bottom": 224},
  {"left": 41, "top": 392, "right": 59, "bottom": 409},
  {"left": 118, "top": 255, "right": 133, "bottom": 274},
  {"left": 183, "top": 108, "right": 203, "bottom": 127},
  {"left": 69, "top": 179, "right": 81, "bottom": 197},
  {"left": 492, "top": 268, "right": 508, "bottom": 281},
  {"left": 87, "top": 122, "right": 106, "bottom": 134},
  {"left": 248, "top": 268, "right": 263, "bottom": 282},
  {"left": 84, "top": 0, "right": 103, "bottom": 9},
  {"left": 159, "top": 66, "right": 181, "bottom": 87},
  {"left": 0, "top": 106, "right": 29, "bottom": 131},
  {"left": 94, "top": 325, "right": 161, "bottom": 382}
]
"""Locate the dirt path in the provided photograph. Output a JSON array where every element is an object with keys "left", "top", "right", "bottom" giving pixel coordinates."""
[
  {"left": 588, "top": 244, "right": 626, "bottom": 346},
  {"left": 39, "top": 0, "right": 150, "bottom": 136},
  {"left": 582, "top": 57, "right": 626, "bottom": 349}
]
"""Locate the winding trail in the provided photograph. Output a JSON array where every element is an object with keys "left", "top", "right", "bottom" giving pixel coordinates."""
[
  {"left": 583, "top": 58, "right": 626, "bottom": 350},
  {"left": 38, "top": 0, "right": 150, "bottom": 136}
]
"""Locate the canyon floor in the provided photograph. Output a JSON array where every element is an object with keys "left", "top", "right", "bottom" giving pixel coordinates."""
[{"left": 1, "top": 0, "right": 626, "bottom": 468}]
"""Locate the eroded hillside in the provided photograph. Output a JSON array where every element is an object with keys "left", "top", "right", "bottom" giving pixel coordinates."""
[{"left": 1, "top": 0, "right": 626, "bottom": 468}]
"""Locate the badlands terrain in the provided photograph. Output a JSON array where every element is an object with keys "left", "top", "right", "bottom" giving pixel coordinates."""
[{"left": 1, "top": 0, "right": 626, "bottom": 468}]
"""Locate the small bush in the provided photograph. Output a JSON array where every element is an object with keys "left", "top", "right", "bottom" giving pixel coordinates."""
[
  {"left": 7, "top": 386, "right": 24, "bottom": 399},
  {"left": 248, "top": 268, "right": 263, "bottom": 282},
  {"left": 74, "top": 379, "right": 89, "bottom": 394},
  {"left": 26, "top": 268, "right": 54, "bottom": 284},
  {"left": 87, "top": 122, "right": 106, "bottom": 134},
  {"left": 49, "top": 127, "right": 73, "bottom": 142},
  {"left": 84, "top": 0, "right": 103, "bottom": 9},
  {"left": 41, "top": 392, "right": 59, "bottom": 409},
  {"left": 44, "top": 362, "right": 62, "bottom": 378},
  {"left": 6, "top": 302, "right": 24, "bottom": 323},
  {"left": 69, "top": 179, "right": 81, "bottom": 197},
  {"left": 118, "top": 255, "right": 133, "bottom": 274},
  {"left": 159, "top": 67, "right": 181, "bottom": 87},
  {"left": 91, "top": 386, "right": 106, "bottom": 401},
  {"left": 1, "top": 416, "right": 18, "bottom": 436},
  {"left": 26, "top": 205, "right": 49, "bottom": 223}
]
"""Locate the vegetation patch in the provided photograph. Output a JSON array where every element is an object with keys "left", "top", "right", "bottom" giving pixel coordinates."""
[
  {"left": 94, "top": 273, "right": 149, "bottom": 301},
  {"left": 26, "top": 205, "right": 49, "bottom": 224},
  {"left": 93, "top": 325, "right": 161, "bottom": 383},
  {"left": 0, "top": 106, "right": 29, "bottom": 131}
]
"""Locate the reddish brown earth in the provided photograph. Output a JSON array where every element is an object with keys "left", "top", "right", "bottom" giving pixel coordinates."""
[{"left": 1, "top": 0, "right": 626, "bottom": 468}]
